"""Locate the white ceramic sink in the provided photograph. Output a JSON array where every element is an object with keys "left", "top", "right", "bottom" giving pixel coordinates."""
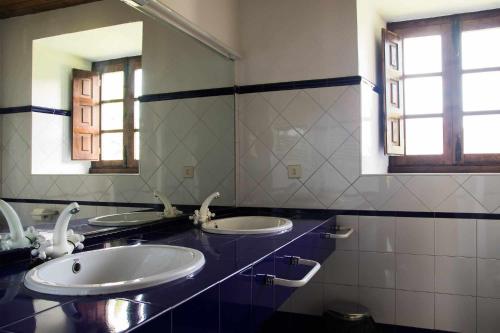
[
  {"left": 88, "top": 211, "right": 165, "bottom": 227},
  {"left": 202, "top": 216, "right": 293, "bottom": 235},
  {"left": 24, "top": 245, "right": 205, "bottom": 296}
]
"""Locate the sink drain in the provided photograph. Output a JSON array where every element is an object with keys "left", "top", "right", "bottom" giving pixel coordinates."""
[{"left": 72, "top": 260, "right": 81, "bottom": 274}]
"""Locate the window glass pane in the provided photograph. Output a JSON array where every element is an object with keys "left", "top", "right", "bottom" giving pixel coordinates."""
[
  {"left": 403, "top": 35, "right": 442, "bottom": 75},
  {"left": 406, "top": 117, "right": 443, "bottom": 155},
  {"left": 405, "top": 76, "right": 443, "bottom": 115},
  {"left": 134, "top": 101, "right": 140, "bottom": 129},
  {"left": 463, "top": 71, "right": 500, "bottom": 112},
  {"left": 462, "top": 27, "right": 500, "bottom": 70},
  {"left": 101, "top": 102, "right": 123, "bottom": 130},
  {"left": 101, "top": 132, "right": 123, "bottom": 160},
  {"left": 464, "top": 115, "right": 500, "bottom": 154},
  {"left": 134, "top": 69, "right": 142, "bottom": 98},
  {"left": 134, "top": 132, "right": 140, "bottom": 160},
  {"left": 101, "top": 71, "right": 124, "bottom": 101}
]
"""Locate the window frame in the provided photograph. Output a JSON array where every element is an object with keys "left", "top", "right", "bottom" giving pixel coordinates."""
[
  {"left": 388, "top": 9, "right": 500, "bottom": 173},
  {"left": 89, "top": 56, "right": 141, "bottom": 174}
]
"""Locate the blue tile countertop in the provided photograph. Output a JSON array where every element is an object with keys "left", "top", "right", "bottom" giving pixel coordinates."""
[{"left": 0, "top": 210, "right": 334, "bottom": 333}]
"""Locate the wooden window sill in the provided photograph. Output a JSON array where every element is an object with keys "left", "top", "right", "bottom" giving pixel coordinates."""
[
  {"left": 89, "top": 167, "right": 139, "bottom": 174},
  {"left": 389, "top": 164, "right": 500, "bottom": 173}
]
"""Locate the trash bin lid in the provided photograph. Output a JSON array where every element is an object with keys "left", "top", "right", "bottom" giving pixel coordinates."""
[{"left": 326, "top": 301, "right": 371, "bottom": 321}]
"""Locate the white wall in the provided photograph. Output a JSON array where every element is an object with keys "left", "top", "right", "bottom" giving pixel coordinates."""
[
  {"left": 31, "top": 113, "right": 91, "bottom": 174},
  {"left": 159, "top": 0, "right": 239, "bottom": 54},
  {"left": 282, "top": 214, "right": 500, "bottom": 332},
  {"left": 356, "top": 0, "right": 386, "bottom": 86},
  {"left": 236, "top": 0, "right": 358, "bottom": 85},
  {"left": 32, "top": 44, "right": 91, "bottom": 110},
  {"left": 30, "top": 45, "right": 91, "bottom": 174},
  {"left": 0, "top": 0, "right": 233, "bottom": 108}
]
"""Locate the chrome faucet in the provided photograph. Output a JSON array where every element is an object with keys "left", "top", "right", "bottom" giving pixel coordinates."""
[
  {"left": 154, "top": 190, "right": 182, "bottom": 217},
  {"left": 190, "top": 192, "right": 220, "bottom": 225},
  {"left": 0, "top": 199, "right": 38, "bottom": 250},
  {"left": 33, "top": 202, "right": 85, "bottom": 260}
]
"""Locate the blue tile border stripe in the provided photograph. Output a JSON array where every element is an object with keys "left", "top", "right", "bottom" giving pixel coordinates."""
[
  {"left": 0, "top": 106, "right": 32, "bottom": 114},
  {"left": 31, "top": 106, "right": 71, "bottom": 116},
  {"left": 236, "top": 75, "right": 363, "bottom": 94},
  {"left": 4, "top": 198, "right": 500, "bottom": 220},
  {"left": 0, "top": 106, "right": 70, "bottom": 116},
  {"left": 2, "top": 197, "right": 157, "bottom": 208},
  {"left": 139, "top": 86, "right": 235, "bottom": 102},
  {"left": 0, "top": 76, "right": 374, "bottom": 111}
]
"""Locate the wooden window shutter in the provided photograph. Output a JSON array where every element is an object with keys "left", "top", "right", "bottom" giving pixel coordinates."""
[
  {"left": 382, "top": 28, "right": 405, "bottom": 156},
  {"left": 72, "top": 69, "right": 100, "bottom": 160}
]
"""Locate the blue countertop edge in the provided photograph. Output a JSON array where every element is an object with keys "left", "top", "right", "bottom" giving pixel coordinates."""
[{"left": 0, "top": 209, "right": 335, "bottom": 332}]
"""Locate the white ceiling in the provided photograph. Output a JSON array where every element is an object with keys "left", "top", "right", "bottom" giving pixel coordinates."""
[
  {"left": 375, "top": 0, "right": 500, "bottom": 22},
  {"left": 34, "top": 22, "right": 143, "bottom": 62}
]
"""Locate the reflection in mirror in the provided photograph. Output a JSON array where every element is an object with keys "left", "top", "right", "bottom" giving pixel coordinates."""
[
  {"left": 0, "top": 0, "right": 236, "bottom": 253},
  {"left": 32, "top": 22, "right": 143, "bottom": 174}
]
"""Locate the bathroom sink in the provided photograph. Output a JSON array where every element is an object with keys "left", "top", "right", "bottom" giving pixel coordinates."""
[
  {"left": 88, "top": 211, "right": 165, "bottom": 227},
  {"left": 24, "top": 245, "right": 205, "bottom": 296},
  {"left": 202, "top": 216, "right": 293, "bottom": 235}
]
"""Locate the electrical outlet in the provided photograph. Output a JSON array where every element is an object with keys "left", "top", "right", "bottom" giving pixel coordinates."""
[
  {"left": 287, "top": 165, "right": 302, "bottom": 179},
  {"left": 183, "top": 166, "right": 194, "bottom": 178}
]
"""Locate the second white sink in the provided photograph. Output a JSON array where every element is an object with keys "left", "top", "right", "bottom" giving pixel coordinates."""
[
  {"left": 24, "top": 245, "right": 205, "bottom": 296},
  {"left": 202, "top": 216, "right": 293, "bottom": 235},
  {"left": 88, "top": 211, "right": 165, "bottom": 227}
]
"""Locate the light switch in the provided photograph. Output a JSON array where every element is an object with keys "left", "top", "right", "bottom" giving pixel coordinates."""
[
  {"left": 287, "top": 165, "right": 302, "bottom": 179},
  {"left": 183, "top": 166, "right": 194, "bottom": 178}
]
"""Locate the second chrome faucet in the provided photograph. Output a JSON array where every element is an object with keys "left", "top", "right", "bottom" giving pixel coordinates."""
[{"left": 190, "top": 192, "right": 221, "bottom": 226}]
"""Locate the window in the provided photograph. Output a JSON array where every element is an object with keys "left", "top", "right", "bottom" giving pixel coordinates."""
[
  {"left": 384, "top": 10, "right": 500, "bottom": 173},
  {"left": 72, "top": 56, "right": 141, "bottom": 173}
]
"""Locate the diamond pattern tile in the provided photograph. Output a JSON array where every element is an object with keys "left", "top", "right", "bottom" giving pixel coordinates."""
[
  {"left": 239, "top": 94, "right": 278, "bottom": 136},
  {"left": 1, "top": 95, "right": 235, "bottom": 207},
  {"left": 282, "top": 91, "right": 324, "bottom": 135},
  {"left": 259, "top": 116, "right": 301, "bottom": 160},
  {"left": 282, "top": 138, "right": 325, "bottom": 181},
  {"left": 405, "top": 176, "right": 460, "bottom": 211},
  {"left": 261, "top": 90, "right": 298, "bottom": 113},
  {"left": 305, "top": 112, "right": 349, "bottom": 159},
  {"left": 305, "top": 86, "right": 346, "bottom": 111},
  {"left": 328, "top": 87, "right": 360, "bottom": 133},
  {"left": 5, "top": 81, "right": 500, "bottom": 214},
  {"left": 260, "top": 163, "right": 302, "bottom": 205},
  {"left": 305, "top": 162, "right": 350, "bottom": 207}
]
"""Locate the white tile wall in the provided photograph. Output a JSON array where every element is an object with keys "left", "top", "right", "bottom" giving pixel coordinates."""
[
  {"left": 435, "top": 218, "right": 476, "bottom": 257},
  {"left": 435, "top": 256, "right": 476, "bottom": 296},
  {"left": 395, "top": 217, "right": 434, "bottom": 255},
  {"left": 281, "top": 215, "right": 500, "bottom": 332},
  {"left": 359, "top": 287, "right": 395, "bottom": 324},
  {"left": 359, "top": 216, "right": 395, "bottom": 252},
  {"left": 359, "top": 252, "right": 395, "bottom": 288},
  {"left": 237, "top": 83, "right": 500, "bottom": 214},
  {"left": 478, "top": 298, "right": 500, "bottom": 333},
  {"left": 396, "top": 254, "right": 434, "bottom": 292},
  {"left": 0, "top": 95, "right": 236, "bottom": 214},
  {"left": 435, "top": 294, "right": 476, "bottom": 333},
  {"left": 477, "top": 219, "right": 500, "bottom": 259},
  {"left": 396, "top": 290, "right": 435, "bottom": 329}
]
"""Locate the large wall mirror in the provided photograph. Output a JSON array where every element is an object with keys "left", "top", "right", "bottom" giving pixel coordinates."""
[{"left": 0, "top": 0, "right": 236, "bottom": 243}]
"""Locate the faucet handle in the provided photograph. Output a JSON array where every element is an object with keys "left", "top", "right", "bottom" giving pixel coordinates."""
[{"left": 190, "top": 210, "right": 200, "bottom": 225}]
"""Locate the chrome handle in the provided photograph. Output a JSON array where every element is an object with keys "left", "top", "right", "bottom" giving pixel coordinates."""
[
  {"left": 262, "top": 257, "right": 321, "bottom": 288},
  {"left": 321, "top": 226, "right": 354, "bottom": 239}
]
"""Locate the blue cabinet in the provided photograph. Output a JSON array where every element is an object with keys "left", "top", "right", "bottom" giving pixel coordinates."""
[
  {"left": 220, "top": 267, "right": 253, "bottom": 333},
  {"left": 159, "top": 220, "right": 336, "bottom": 333},
  {"left": 251, "top": 254, "right": 276, "bottom": 333},
  {"left": 172, "top": 286, "right": 220, "bottom": 333}
]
